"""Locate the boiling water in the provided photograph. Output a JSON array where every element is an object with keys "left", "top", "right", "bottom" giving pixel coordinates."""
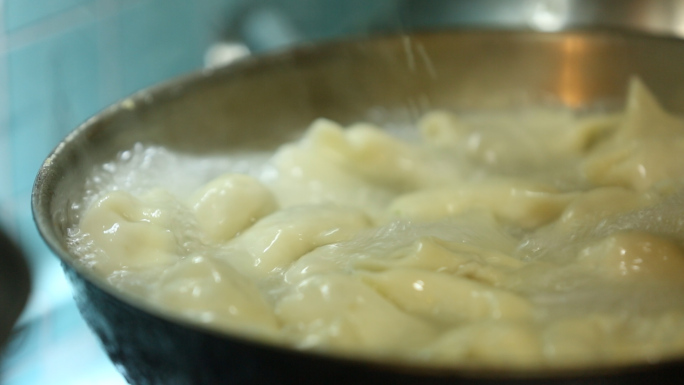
[{"left": 66, "top": 79, "right": 684, "bottom": 369}]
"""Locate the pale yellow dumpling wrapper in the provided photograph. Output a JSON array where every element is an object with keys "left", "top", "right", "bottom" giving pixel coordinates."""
[
  {"left": 577, "top": 231, "right": 684, "bottom": 282},
  {"left": 388, "top": 178, "right": 576, "bottom": 228},
  {"left": 361, "top": 268, "right": 533, "bottom": 324},
  {"left": 78, "top": 190, "right": 180, "bottom": 274},
  {"left": 584, "top": 78, "right": 684, "bottom": 190},
  {"left": 275, "top": 273, "right": 437, "bottom": 354},
  {"left": 189, "top": 173, "right": 277, "bottom": 243},
  {"left": 223, "top": 204, "right": 371, "bottom": 279},
  {"left": 151, "top": 255, "right": 279, "bottom": 338}
]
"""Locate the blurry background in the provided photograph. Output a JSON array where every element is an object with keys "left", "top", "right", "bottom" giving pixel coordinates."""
[{"left": 1, "top": 0, "right": 684, "bottom": 383}]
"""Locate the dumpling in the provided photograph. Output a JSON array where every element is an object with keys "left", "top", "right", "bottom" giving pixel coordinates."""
[
  {"left": 268, "top": 128, "right": 396, "bottom": 219},
  {"left": 361, "top": 268, "right": 533, "bottom": 324},
  {"left": 285, "top": 235, "right": 520, "bottom": 286},
  {"left": 223, "top": 204, "right": 370, "bottom": 279},
  {"left": 422, "top": 321, "right": 542, "bottom": 368},
  {"left": 583, "top": 78, "right": 684, "bottom": 190},
  {"left": 151, "top": 255, "right": 279, "bottom": 338},
  {"left": 301, "top": 119, "right": 431, "bottom": 190},
  {"left": 78, "top": 190, "right": 180, "bottom": 274},
  {"left": 418, "top": 110, "right": 470, "bottom": 147},
  {"left": 387, "top": 178, "right": 575, "bottom": 228},
  {"left": 275, "top": 273, "right": 437, "bottom": 353},
  {"left": 189, "top": 173, "right": 277, "bottom": 243},
  {"left": 577, "top": 231, "right": 684, "bottom": 282}
]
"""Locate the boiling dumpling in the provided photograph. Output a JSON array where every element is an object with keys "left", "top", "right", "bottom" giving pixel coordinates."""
[
  {"left": 388, "top": 178, "right": 575, "bottom": 228},
  {"left": 302, "top": 119, "right": 428, "bottom": 190},
  {"left": 285, "top": 235, "right": 520, "bottom": 286},
  {"left": 418, "top": 110, "right": 470, "bottom": 147},
  {"left": 556, "top": 187, "right": 656, "bottom": 231},
  {"left": 361, "top": 268, "right": 533, "bottom": 324},
  {"left": 584, "top": 78, "right": 684, "bottom": 190},
  {"left": 424, "top": 321, "right": 542, "bottom": 367},
  {"left": 577, "top": 231, "right": 684, "bottom": 282},
  {"left": 189, "top": 174, "right": 277, "bottom": 243},
  {"left": 269, "top": 131, "right": 395, "bottom": 220},
  {"left": 224, "top": 204, "right": 370, "bottom": 279},
  {"left": 151, "top": 256, "right": 279, "bottom": 337},
  {"left": 78, "top": 190, "right": 180, "bottom": 274},
  {"left": 275, "top": 273, "right": 437, "bottom": 353}
]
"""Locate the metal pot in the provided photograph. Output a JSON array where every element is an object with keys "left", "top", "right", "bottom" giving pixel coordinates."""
[{"left": 32, "top": 30, "right": 684, "bottom": 384}]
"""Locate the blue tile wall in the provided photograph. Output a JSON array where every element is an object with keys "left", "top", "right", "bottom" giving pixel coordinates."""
[
  {"left": 276, "top": 0, "right": 400, "bottom": 40},
  {"left": 5, "top": 0, "right": 95, "bottom": 31},
  {"left": 0, "top": 125, "right": 10, "bottom": 203},
  {"left": 119, "top": 0, "right": 205, "bottom": 96},
  {"left": 3, "top": 301, "right": 123, "bottom": 385},
  {"left": 9, "top": 23, "right": 100, "bottom": 197}
]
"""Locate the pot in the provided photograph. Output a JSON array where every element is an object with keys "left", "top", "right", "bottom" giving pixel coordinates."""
[{"left": 32, "top": 29, "right": 684, "bottom": 384}]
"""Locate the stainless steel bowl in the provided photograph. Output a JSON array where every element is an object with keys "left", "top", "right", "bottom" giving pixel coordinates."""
[{"left": 32, "top": 29, "right": 684, "bottom": 384}]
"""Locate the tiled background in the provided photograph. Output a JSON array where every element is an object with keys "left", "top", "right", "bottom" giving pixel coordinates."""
[{"left": 1, "top": 0, "right": 683, "bottom": 383}]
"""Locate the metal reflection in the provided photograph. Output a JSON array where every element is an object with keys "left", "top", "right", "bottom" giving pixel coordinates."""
[
  {"left": 528, "top": 0, "right": 571, "bottom": 32},
  {"left": 559, "top": 36, "right": 587, "bottom": 107}
]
